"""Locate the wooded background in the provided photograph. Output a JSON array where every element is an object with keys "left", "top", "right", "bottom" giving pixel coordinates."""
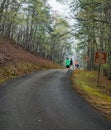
[
  {"left": 0, "top": 0, "right": 111, "bottom": 79},
  {"left": 68, "top": 0, "right": 111, "bottom": 79},
  {"left": 0, "top": 0, "right": 72, "bottom": 64}
]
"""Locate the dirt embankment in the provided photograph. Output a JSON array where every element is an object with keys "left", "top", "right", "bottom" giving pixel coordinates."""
[{"left": 0, "top": 38, "right": 61, "bottom": 82}]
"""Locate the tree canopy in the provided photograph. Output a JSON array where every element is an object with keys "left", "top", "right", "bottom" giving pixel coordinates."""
[
  {"left": 68, "top": 0, "right": 111, "bottom": 78},
  {"left": 1, "top": 0, "right": 111, "bottom": 75},
  {"left": 0, "top": 0, "right": 72, "bottom": 64}
]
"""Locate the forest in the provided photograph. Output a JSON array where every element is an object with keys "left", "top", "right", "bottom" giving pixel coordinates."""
[
  {"left": 0, "top": 0, "right": 111, "bottom": 79},
  {"left": 0, "top": 0, "right": 72, "bottom": 65},
  {"left": 69, "top": 0, "right": 111, "bottom": 79}
]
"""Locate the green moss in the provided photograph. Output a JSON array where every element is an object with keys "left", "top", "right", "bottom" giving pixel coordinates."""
[
  {"left": 81, "top": 84, "right": 111, "bottom": 102},
  {"left": 72, "top": 70, "right": 111, "bottom": 103}
]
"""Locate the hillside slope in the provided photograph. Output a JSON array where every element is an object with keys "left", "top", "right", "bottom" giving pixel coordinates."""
[{"left": 0, "top": 38, "right": 62, "bottom": 82}]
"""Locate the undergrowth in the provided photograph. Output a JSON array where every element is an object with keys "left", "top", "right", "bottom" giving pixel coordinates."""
[{"left": 72, "top": 70, "right": 111, "bottom": 121}]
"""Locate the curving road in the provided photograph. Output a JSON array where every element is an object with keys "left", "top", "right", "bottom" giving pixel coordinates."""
[{"left": 0, "top": 69, "right": 111, "bottom": 130}]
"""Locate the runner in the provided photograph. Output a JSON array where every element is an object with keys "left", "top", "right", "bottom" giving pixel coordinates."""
[
  {"left": 70, "top": 58, "right": 73, "bottom": 70},
  {"left": 74, "top": 60, "right": 79, "bottom": 70},
  {"left": 65, "top": 58, "right": 70, "bottom": 71}
]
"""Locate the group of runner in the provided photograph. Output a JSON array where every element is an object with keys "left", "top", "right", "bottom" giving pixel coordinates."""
[{"left": 65, "top": 58, "right": 79, "bottom": 71}]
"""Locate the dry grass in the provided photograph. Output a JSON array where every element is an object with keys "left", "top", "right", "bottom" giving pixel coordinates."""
[
  {"left": 0, "top": 38, "right": 62, "bottom": 82},
  {"left": 72, "top": 70, "right": 111, "bottom": 121}
]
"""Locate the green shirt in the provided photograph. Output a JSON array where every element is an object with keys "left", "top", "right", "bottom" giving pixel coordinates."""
[{"left": 65, "top": 59, "right": 70, "bottom": 66}]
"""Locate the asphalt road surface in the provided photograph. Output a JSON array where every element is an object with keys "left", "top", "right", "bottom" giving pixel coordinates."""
[{"left": 0, "top": 69, "right": 111, "bottom": 130}]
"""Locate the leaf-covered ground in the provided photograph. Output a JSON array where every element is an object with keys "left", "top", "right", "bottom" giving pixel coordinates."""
[
  {"left": 72, "top": 70, "right": 111, "bottom": 122},
  {"left": 0, "top": 38, "right": 62, "bottom": 82}
]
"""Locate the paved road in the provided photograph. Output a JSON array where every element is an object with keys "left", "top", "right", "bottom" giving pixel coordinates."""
[{"left": 0, "top": 69, "right": 111, "bottom": 130}]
